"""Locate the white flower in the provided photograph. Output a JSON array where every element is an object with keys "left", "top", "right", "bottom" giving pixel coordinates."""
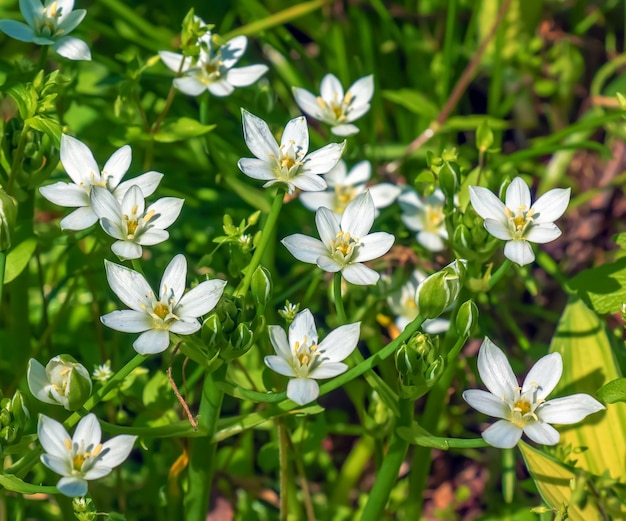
[
  {"left": 101, "top": 255, "right": 227, "bottom": 355},
  {"left": 387, "top": 270, "right": 450, "bottom": 334},
  {"left": 237, "top": 109, "right": 345, "bottom": 195},
  {"left": 463, "top": 338, "right": 605, "bottom": 449},
  {"left": 299, "top": 160, "right": 401, "bottom": 217},
  {"left": 0, "top": 0, "right": 91, "bottom": 60},
  {"left": 469, "top": 177, "right": 570, "bottom": 266},
  {"left": 27, "top": 355, "right": 92, "bottom": 411},
  {"left": 39, "top": 134, "right": 163, "bottom": 231},
  {"left": 92, "top": 361, "right": 112, "bottom": 383},
  {"left": 282, "top": 191, "right": 395, "bottom": 285},
  {"left": 293, "top": 73, "right": 374, "bottom": 136},
  {"left": 159, "top": 31, "right": 268, "bottom": 97},
  {"left": 399, "top": 188, "right": 448, "bottom": 252},
  {"left": 38, "top": 413, "right": 136, "bottom": 497},
  {"left": 265, "top": 309, "right": 360, "bottom": 405},
  {"left": 90, "top": 185, "right": 184, "bottom": 260}
]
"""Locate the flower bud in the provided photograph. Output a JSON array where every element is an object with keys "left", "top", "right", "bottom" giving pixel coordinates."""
[
  {"left": 27, "top": 355, "right": 92, "bottom": 411},
  {"left": 0, "top": 187, "right": 17, "bottom": 251},
  {"left": 251, "top": 265, "right": 272, "bottom": 315},
  {"left": 201, "top": 312, "right": 223, "bottom": 347},
  {"left": 438, "top": 161, "right": 458, "bottom": 200},
  {"left": 10, "top": 390, "right": 29, "bottom": 428},
  {"left": 73, "top": 497, "right": 97, "bottom": 521},
  {"left": 424, "top": 355, "right": 445, "bottom": 387},
  {"left": 415, "top": 260, "right": 466, "bottom": 319},
  {"left": 455, "top": 300, "right": 478, "bottom": 338},
  {"left": 0, "top": 409, "right": 11, "bottom": 427},
  {"left": 0, "top": 425, "right": 16, "bottom": 444},
  {"left": 221, "top": 323, "right": 254, "bottom": 361}
]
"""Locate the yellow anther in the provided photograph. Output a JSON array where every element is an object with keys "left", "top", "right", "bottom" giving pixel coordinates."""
[
  {"left": 144, "top": 210, "right": 156, "bottom": 223},
  {"left": 153, "top": 302, "right": 170, "bottom": 320},
  {"left": 131, "top": 205, "right": 138, "bottom": 215},
  {"left": 64, "top": 438, "right": 72, "bottom": 450}
]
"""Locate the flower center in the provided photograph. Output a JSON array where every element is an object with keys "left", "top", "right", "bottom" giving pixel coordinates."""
[
  {"left": 271, "top": 140, "right": 304, "bottom": 181},
  {"left": 505, "top": 206, "right": 535, "bottom": 239},
  {"left": 333, "top": 185, "right": 357, "bottom": 214},
  {"left": 65, "top": 438, "right": 103, "bottom": 474},
  {"left": 506, "top": 384, "right": 542, "bottom": 428},
  {"left": 123, "top": 207, "right": 155, "bottom": 241},
  {"left": 36, "top": 2, "right": 63, "bottom": 37},
  {"left": 293, "top": 337, "right": 321, "bottom": 377},
  {"left": 330, "top": 231, "right": 359, "bottom": 264},
  {"left": 423, "top": 204, "right": 444, "bottom": 233},
  {"left": 317, "top": 92, "right": 353, "bottom": 123},
  {"left": 51, "top": 367, "right": 71, "bottom": 395},
  {"left": 153, "top": 302, "right": 170, "bottom": 320}
]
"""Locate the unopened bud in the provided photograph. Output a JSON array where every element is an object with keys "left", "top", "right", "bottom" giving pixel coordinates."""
[
  {"left": 438, "top": 162, "right": 458, "bottom": 199},
  {"left": 455, "top": 300, "right": 478, "bottom": 338},
  {"left": 415, "top": 260, "right": 466, "bottom": 319},
  {"left": 251, "top": 265, "right": 272, "bottom": 315},
  {"left": 0, "top": 187, "right": 17, "bottom": 251},
  {"left": 10, "top": 391, "right": 29, "bottom": 428},
  {"left": 27, "top": 355, "right": 92, "bottom": 411},
  {"left": 201, "top": 312, "right": 222, "bottom": 346}
]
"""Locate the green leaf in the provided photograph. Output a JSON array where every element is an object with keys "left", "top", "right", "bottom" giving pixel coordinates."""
[
  {"left": 152, "top": 117, "right": 216, "bottom": 143},
  {"left": 549, "top": 299, "right": 626, "bottom": 481},
  {"left": 569, "top": 257, "right": 626, "bottom": 314},
  {"left": 381, "top": 89, "right": 439, "bottom": 119},
  {"left": 0, "top": 474, "right": 58, "bottom": 494},
  {"left": 4, "top": 237, "right": 37, "bottom": 283},
  {"left": 25, "top": 115, "right": 62, "bottom": 148},
  {"left": 7, "top": 84, "right": 37, "bottom": 119},
  {"left": 597, "top": 378, "right": 626, "bottom": 404}
]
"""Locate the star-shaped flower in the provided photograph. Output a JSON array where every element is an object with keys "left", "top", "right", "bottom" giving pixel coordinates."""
[
  {"left": 264, "top": 309, "right": 360, "bottom": 405},
  {"left": 39, "top": 134, "right": 163, "bottom": 231},
  {"left": 282, "top": 191, "right": 395, "bottom": 285},
  {"left": 38, "top": 413, "right": 136, "bottom": 497},
  {"left": 101, "top": 255, "right": 227, "bottom": 354},
  {"left": 293, "top": 73, "right": 374, "bottom": 136},
  {"left": 160, "top": 31, "right": 268, "bottom": 97},
  {"left": 90, "top": 185, "right": 184, "bottom": 260},
  {"left": 238, "top": 109, "right": 345, "bottom": 194},
  {"left": 299, "top": 160, "right": 401, "bottom": 217},
  {"left": 463, "top": 338, "right": 605, "bottom": 449},
  {"left": 469, "top": 177, "right": 570, "bottom": 266},
  {"left": 0, "top": 0, "right": 91, "bottom": 60},
  {"left": 399, "top": 188, "right": 448, "bottom": 252}
]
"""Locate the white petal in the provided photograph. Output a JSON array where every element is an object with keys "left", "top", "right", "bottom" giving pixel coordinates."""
[
  {"left": 169, "top": 318, "right": 201, "bottom": 335},
  {"left": 401, "top": 214, "right": 424, "bottom": 232},
  {"left": 56, "top": 477, "right": 88, "bottom": 497},
  {"left": 482, "top": 420, "right": 523, "bottom": 449},
  {"left": 56, "top": 9, "right": 86, "bottom": 35},
  {"left": 264, "top": 355, "right": 296, "bottom": 377},
  {"left": 237, "top": 158, "right": 276, "bottom": 181},
  {"left": 504, "top": 240, "right": 535, "bottom": 266},
  {"left": 81, "top": 463, "right": 113, "bottom": 480},
  {"left": 293, "top": 88, "right": 325, "bottom": 120},
  {"left": 98, "top": 435, "right": 136, "bottom": 469},
  {"left": 281, "top": 234, "right": 327, "bottom": 264},
  {"left": 316, "top": 206, "right": 340, "bottom": 246},
  {"left": 299, "top": 191, "right": 334, "bottom": 212},
  {"left": 115, "top": 171, "right": 163, "bottom": 199},
  {"left": 477, "top": 338, "right": 517, "bottom": 402},
  {"left": 268, "top": 325, "right": 291, "bottom": 360},
  {"left": 90, "top": 186, "right": 121, "bottom": 222},
  {"left": 301, "top": 142, "right": 345, "bottom": 176},
  {"left": 342, "top": 191, "right": 375, "bottom": 238},
  {"left": 310, "top": 362, "right": 348, "bottom": 378},
  {"left": 54, "top": 36, "right": 91, "bottom": 61},
  {"left": 417, "top": 231, "right": 445, "bottom": 252},
  {"left": 111, "top": 241, "right": 142, "bottom": 260},
  {"left": 135, "top": 229, "right": 169, "bottom": 246},
  {"left": 291, "top": 173, "right": 327, "bottom": 192},
  {"left": 523, "top": 422, "right": 560, "bottom": 445},
  {"left": 289, "top": 309, "right": 318, "bottom": 348},
  {"left": 281, "top": 116, "right": 309, "bottom": 153},
  {"left": 174, "top": 76, "right": 207, "bottom": 96},
  {"left": 41, "top": 454, "right": 70, "bottom": 476},
  {"left": 18, "top": 0, "right": 38, "bottom": 27},
  {"left": 104, "top": 260, "right": 154, "bottom": 312},
  {"left": 0, "top": 20, "right": 36, "bottom": 42},
  {"left": 469, "top": 186, "right": 507, "bottom": 222},
  {"left": 287, "top": 378, "right": 319, "bottom": 405},
  {"left": 343, "top": 161, "right": 370, "bottom": 185},
  {"left": 207, "top": 80, "right": 235, "bottom": 97},
  {"left": 531, "top": 188, "right": 571, "bottom": 224},
  {"left": 38, "top": 415, "right": 70, "bottom": 457},
  {"left": 55, "top": 0, "right": 77, "bottom": 20},
  {"left": 316, "top": 255, "right": 343, "bottom": 273},
  {"left": 462, "top": 389, "right": 508, "bottom": 419},
  {"left": 241, "top": 109, "right": 279, "bottom": 161},
  {"left": 28, "top": 359, "right": 56, "bottom": 405},
  {"left": 369, "top": 183, "right": 401, "bottom": 208},
  {"left": 320, "top": 74, "right": 344, "bottom": 102},
  {"left": 317, "top": 322, "right": 360, "bottom": 362},
  {"left": 422, "top": 318, "right": 450, "bottom": 335},
  {"left": 39, "top": 182, "right": 89, "bottom": 207},
  {"left": 220, "top": 35, "right": 247, "bottom": 68},
  {"left": 538, "top": 394, "right": 605, "bottom": 424},
  {"left": 353, "top": 232, "right": 394, "bottom": 262},
  {"left": 159, "top": 254, "right": 187, "bottom": 304},
  {"left": 100, "top": 310, "right": 153, "bottom": 333},
  {"left": 226, "top": 64, "right": 268, "bottom": 87},
  {"left": 342, "top": 263, "right": 379, "bottom": 285},
  {"left": 331, "top": 124, "right": 359, "bottom": 136},
  {"left": 484, "top": 219, "right": 513, "bottom": 241},
  {"left": 347, "top": 74, "right": 374, "bottom": 107},
  {"left": 146, "top": 197, "right": 184, "bottom": 229},
  {"left": 73, "top": 414, "right": 101, "bottom": 447},
  {"left": 60, "top": 134, "right": 99, "bottom": 186},
  {"left": 60, "top": 207, "right": 97, "bottom": 230},
  {"left": 525, "top": 224, "right": 561, "bottom": 244},
  {"left": 505, "top": 177, "right": 531, "bottom": 210},
  {"left": 133, "top": 329, "right": 170, "bottom": 354},
  {"left": 176, "top": 279, "right": 226, "bottom": 318},
  {"left": 159, "top": 51, "right": 189, "bottom": 73},
  {"left": 522, "top": 352, "right": 562, "bottom": 399},
  {"left": 102, "top": 146, "right": 131, "bottom": 189}
]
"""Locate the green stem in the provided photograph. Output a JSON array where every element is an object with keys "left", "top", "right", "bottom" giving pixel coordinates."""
[
  {"left": 361, "top": 398, "right": 413, "bottom": 520},
  {"left": 331, "top": 435, "right": 375, "bottom": 507},
  {"left": 184, "top": 367, "right": 225, "bottom": 521},
  {"left": 333, "top": 272, "right": 347, "bottom": 323},
  {"left": 234, "top": 190, "right": 284, "bottom": 297},
  {"left": 36, "top": 46, "right": 49, "bottom": 71},
  {"left": 131, "top": 258, "right": 145, "bottom": 276},
  {"left": 278, "top": 421, "right": 289, "bottom": 521},
  {"left": 0, "top": 251, "right": 5, "bottom": 308},
  {"left": 7, "top": 122, "right": 30, "bottom": 196},
  {"left": 488, "top": 258, "right": 511, "bottom": 289},
  {"left": 502, "top": 448, "right": 515, "bottom": 503}
]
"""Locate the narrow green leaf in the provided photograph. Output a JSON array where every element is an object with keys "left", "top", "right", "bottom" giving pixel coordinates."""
[
  {"left": 0, "top": 474, "right": 58, "bottom": 494},
  {"left": 5, "top": 237, "right": 37, "bottom": 283},
  {"left": 381, "top": 89, "right": 439, "bottom": 119},
  {"left": 597, "top": 378, "right": 626, "bottom": 404},
  {"left": 153, "top": 118, "right": 216, "bottom": 143}
]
